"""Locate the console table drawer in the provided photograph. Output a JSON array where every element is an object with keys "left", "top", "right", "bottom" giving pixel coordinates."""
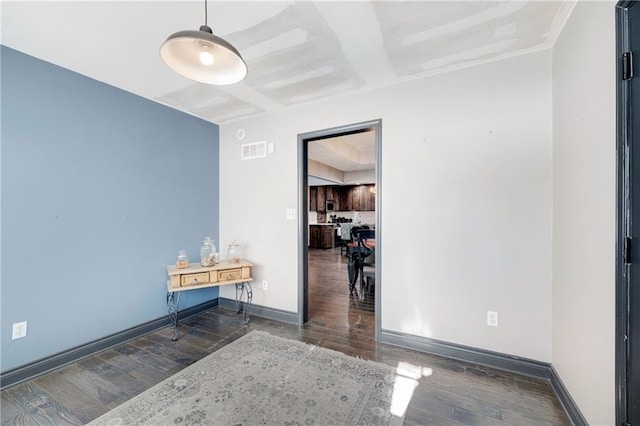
[
  {"left": 181, "top": 272, "right": 210, "bottom": 287},
  {"left": 218, "top": 268, "right": 243, "bottom": 282}
]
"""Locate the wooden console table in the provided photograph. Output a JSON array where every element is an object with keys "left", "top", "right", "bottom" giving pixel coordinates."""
[{"left": 166, "top": 260, "right": 253, "bottom": 340}]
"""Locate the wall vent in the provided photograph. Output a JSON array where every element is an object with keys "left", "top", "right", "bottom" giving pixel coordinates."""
[{"left": 241, "top": 141, "right": 267, "bottom": 160}]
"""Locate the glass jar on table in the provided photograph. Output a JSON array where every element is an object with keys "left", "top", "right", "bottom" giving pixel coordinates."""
[
  {"left": 200, "top": 236, "right": 216, "bottom": 266},
  {"left": 176, "top": 250, "right": 189, "bottom": 269},
  {"left": 227, "top": 241, "right": 242, "bottom": 264}
]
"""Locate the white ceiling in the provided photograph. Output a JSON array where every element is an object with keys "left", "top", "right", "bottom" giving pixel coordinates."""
[
  {"left": 1, "top": 1, "right": 575, "bottom": 126},
  {"left": 308, "top": 130, "right": 375, "bottom": 172}
]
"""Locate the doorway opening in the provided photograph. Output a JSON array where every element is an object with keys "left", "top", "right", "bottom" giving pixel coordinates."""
[{"left": 297, "top": 119, "right": 381, "bottom": 341}]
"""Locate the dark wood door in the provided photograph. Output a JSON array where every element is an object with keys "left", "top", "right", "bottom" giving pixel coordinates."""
[
  {"left": 340, "top": 186, "right": 352, "bottom": 211},
  {"left": 350, "top": 186, "right": 362, "bottom": 211},
  {"left": 317, "top": 186, "right": 326, "bottom": 211},
  {"left": 363, "top": 185, "right": 375, "bottom": 211},
  {"left": 332, "top": 186, "right": 341, "bottom": 211},
  {"left": 309, "top": 225, "right": 332, "bottom": 249},
  {"left": 309, "top": 226, "right": 321, "bottom": 248},
  {"left": 309, "top": 187, "right": 317, "bottom": 211},
  {"left": 321, "top": 226, "right": 333, "bottom": 249}
]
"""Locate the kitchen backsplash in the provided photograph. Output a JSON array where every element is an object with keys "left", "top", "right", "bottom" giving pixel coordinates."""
[{"left": 309, "top": 211, "right": 375, "bottom": 225}]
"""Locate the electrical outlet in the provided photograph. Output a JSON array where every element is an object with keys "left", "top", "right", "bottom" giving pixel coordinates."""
[
  {"left": 262, "top": 280, "right": 268, "bottom": 290},
  {"left": 487, "top": 311, "right": 498, "bottom": 327},
  {"left": 12, "top": 321, "right": 27, "bottom": 339}
]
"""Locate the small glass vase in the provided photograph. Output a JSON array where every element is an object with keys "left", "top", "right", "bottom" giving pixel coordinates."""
[
  {"left": 227, "top": 241, "right": 242, "bottom": 264},
  {"left": 200, "top": 236, "right": 216, "bottom": 266},
  {"left": 176, "top": 250, "right": 189, "bottom": 269}
]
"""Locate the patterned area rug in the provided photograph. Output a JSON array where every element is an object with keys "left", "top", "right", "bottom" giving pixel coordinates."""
[{"left": 89, "top": 331, "right": 405, "bottom": 425}]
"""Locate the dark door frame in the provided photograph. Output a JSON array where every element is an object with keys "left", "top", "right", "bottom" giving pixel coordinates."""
[
  {"left": 297, "top": 119, "right": 382, "bottom": 341},
  {"left": 616, "top": 2, "right": 637, "bottom": 425}
]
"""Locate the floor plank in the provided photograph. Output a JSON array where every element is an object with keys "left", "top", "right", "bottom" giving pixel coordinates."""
[
  {"left": 32, "top": 374, "right": 106, "bottom": 424},
  {"left": 2, "top": 381, "right": 83, "bottom": 425},
  {"left": 51, "top": 364, "right": 129, "bottom": 410},
  {"left": 94, "top": 348, "right": 167, "bottom": 387},
  {"left": 1, "top": 391, "right": 37, "bottom": 425}
]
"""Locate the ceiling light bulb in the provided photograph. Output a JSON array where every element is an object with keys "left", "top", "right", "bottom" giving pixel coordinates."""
[{"left": 199, "top": 50, "right": 214, "bottom": 66}]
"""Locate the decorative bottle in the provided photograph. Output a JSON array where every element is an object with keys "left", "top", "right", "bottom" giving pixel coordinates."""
[
  {"left": 176, "top": 250, "right": 189, "bottom": 269},
  {"left": 227, "top": 241, "right": 242, "bottom": 264},
  {"left": 200, "top": 236, "right": 216, "bottom": 266}
]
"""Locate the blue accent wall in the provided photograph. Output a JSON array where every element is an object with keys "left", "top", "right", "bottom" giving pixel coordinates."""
[{"left": 0, "top": 46, "right": 220, "bottom": 371}]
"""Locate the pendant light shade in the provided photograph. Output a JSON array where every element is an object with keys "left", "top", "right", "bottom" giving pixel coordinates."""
[{"left": 160, "top": 6, "right": 247, "bottom": 85}]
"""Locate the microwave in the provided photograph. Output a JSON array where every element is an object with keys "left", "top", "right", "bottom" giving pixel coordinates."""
[{"left": 326, "top": 200, "right": 335, "bottom": 211}]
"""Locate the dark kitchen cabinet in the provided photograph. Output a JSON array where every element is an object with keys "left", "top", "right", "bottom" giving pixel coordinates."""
[
  {"left": 310, "top": 226, "right": 320, "bottom": 246},
  {"left": 309, "top": 186, "right": 327, "bottom": 212},
  {"left": 338, "top": 187, "right": 350, "bottom": 211},
  {"left": 350, "top": 185, "right": 374, "bottom": 211},
  {"left": 317, "top": 186, "right": 326, "bottom": 211},
  {"left": 363, "top": 185, "right": 375, "bottom": 210},
  {"left": 350, "top": 186, "right": 362, "bottom": 211},
  {"left": 325, "top": 186, "right": 336, "bottom": 208},
  {"left": 309, "top": 184, "right": 375, "bottom": 211},
  {"left": 309, "top": 225, "right": 333, "bottom": 249},
  {"left": 309, "top": 187, "right": 317, "bottom": 211},
  {"left": 351, "top": 185, "right": 375, "bottom": 211}
]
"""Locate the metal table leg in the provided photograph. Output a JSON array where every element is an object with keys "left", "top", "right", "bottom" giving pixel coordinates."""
[
  {"left": 235, "top": 281, "right": 253, "bottom": 324},
  {"left": 167, "top": 291, "right": 180, "bottom": 341}
]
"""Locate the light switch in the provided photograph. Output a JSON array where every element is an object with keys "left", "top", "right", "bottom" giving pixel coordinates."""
[{"left": 286, "top": 209, "right": 296, "bottom": 220}]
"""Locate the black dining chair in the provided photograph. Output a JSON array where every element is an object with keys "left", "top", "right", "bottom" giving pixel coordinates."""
[
  {"left": 346, "top": 226, "right": 369, "bottom": 293},
  {"left": 354, "top": 229, "right": 375, "bottom": 298},
  {"left": 341, "top": 225, "right": 368, "bottom": 256}
]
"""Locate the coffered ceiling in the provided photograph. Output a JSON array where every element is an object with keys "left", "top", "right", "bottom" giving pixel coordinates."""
[{"left": 1, "top": 1, "right": 575, "bottom": 125}]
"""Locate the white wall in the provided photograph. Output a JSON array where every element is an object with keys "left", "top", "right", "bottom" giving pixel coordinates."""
[
  {"left": 552, "top": 2, "right": 616, "bottom": 424},
  {"left": 220, "top": 50, "right": 553, "bottom": 361}
]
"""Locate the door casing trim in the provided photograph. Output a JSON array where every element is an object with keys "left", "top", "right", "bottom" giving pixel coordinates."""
[
  {"left": 297, "top": 119, "right": 382, "bottom": 341},
  {"left": 616, "top": 2, "right": 633, "bottom": 424}
]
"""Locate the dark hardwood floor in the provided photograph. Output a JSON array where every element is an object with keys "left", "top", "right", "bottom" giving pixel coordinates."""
[
  {"left": 307, "top": 246, "right": 374, "bottom": 336},
  {"left": 1, "top": 247, "right": 569, "bottom": 425}
]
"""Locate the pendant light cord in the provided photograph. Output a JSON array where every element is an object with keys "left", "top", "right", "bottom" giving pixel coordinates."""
[{"left": 204, "top": 0, "right": 208, "bottom": 26}]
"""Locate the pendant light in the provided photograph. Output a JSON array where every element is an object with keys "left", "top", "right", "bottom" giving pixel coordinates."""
[{"left": 160, "top": 0, "right": 247, "bottom": 85}]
